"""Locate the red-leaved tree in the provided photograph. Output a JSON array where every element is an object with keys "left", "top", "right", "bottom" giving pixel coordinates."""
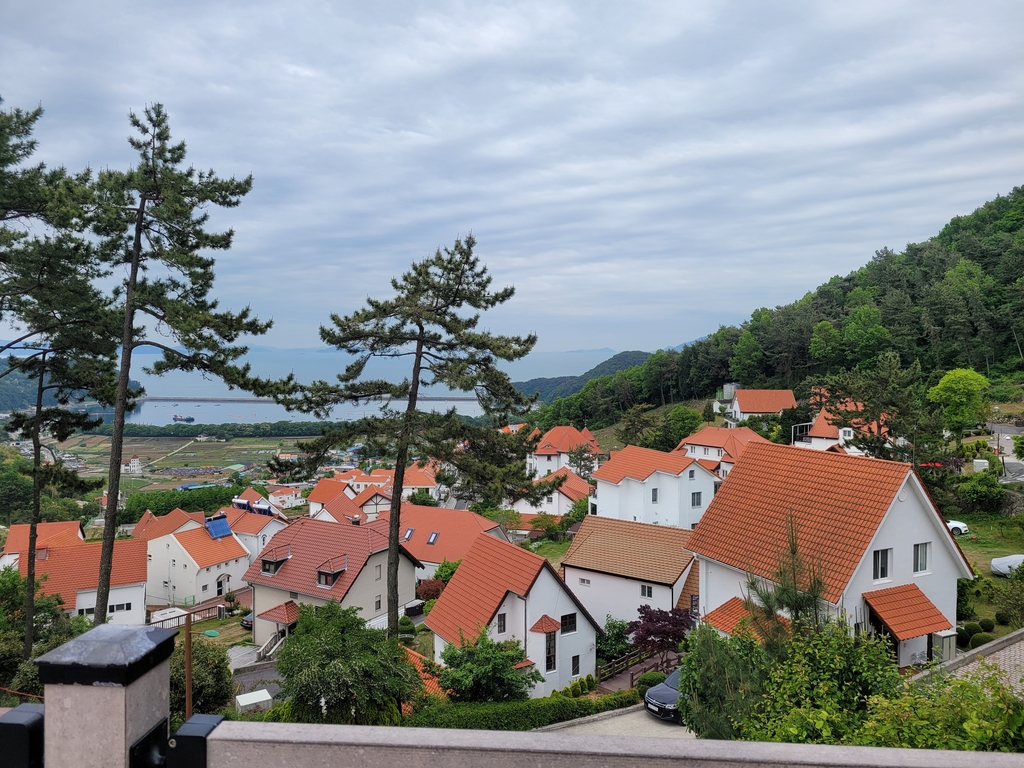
[{"left": 628, "top": 605, "right": 691, "bottom": 666}]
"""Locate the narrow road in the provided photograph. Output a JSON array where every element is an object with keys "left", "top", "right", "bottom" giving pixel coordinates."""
[{"left": 148, "top": 438, "right": 196, "bottom": 468}]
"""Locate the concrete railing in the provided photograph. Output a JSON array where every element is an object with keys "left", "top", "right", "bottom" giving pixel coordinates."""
[{"left": 1, "top": 624, "right": 1023, "bottom": 768}]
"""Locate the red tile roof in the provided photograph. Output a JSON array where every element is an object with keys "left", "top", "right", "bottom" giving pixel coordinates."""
[
  {"left": 687, "top": 442, "right": 916, "bottom": 604},
  {"left": 676, "top": 563, "right": 700, "bottom": 612},
  {"left": 675, "top": 425, "right": 770, "bottom": 459},
  {"left": 370, "top": 505, "right": 503, "bottom": 565},
  {"left": 243, "top": 517, "right": 416, "bottom": 600},
  {"left": 592, "top": 444, "right": 697, "bottom": 484},
  {"left": 703, "top": 597, "right": 751, "bottom": 635},
  {"left": 133, "top": 508, "right": 205, "bottom": 541},
  {"left": 562, "top": 516, "right": 693, "bottom": 585},
  {"left": 404, "top": 464, "right": 438, "bottom": 488},
  {"left": 863, "top": 583, "right": 952, "bottom": 641},
  {"left": 223, "top": 508, "right": 283, "bottom": 535},
  {"left": 530, "top": 614, "right": 561, "bottom": 633},
  {"left": 307, "top": 478, "right": 350, "bottom": 504},
  {"left": 2, "top": 521, "right": 83, "bottom": 554},
  {"left": 807, "top": 409, "right": 841, "bottom": 439},
  {"left": 406, "top": 648, "right": 445, "bottom": 700},
  {"left": 19, "top": 539, "right": 147, "bottom": 610},
  {"left": 352, "top": 486, "right": 391, "bottom": 507},
  {"left": 733, "top": 389, "right": 797, "bottom": 414},
  {"left": 174, "top": 526, "right": 249, "bottom": 569},
  {"left": 536, "top": 467, "right": 591, "bottom": 502},
  {"left": 321, "top": 492, "right": 366, "bottom": 522},
  {"left": 515, "top": 513, "right": 563, "bottom": 531},
  {"left": 425, "top": 534, "right": 548, "bottom": 645},
  {"left": 533, "top": 426, "right": 601, "bottom": 456},
  {"left": 238, "top": 487, "right": 268, "bottom": 504},
  {"left": 258, "top": 600, "right": 300, "bottom": 625}
]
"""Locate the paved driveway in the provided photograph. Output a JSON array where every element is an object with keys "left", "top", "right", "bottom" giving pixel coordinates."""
[{"left": 541, "top": 704, "right": 694, "bottom": 739}]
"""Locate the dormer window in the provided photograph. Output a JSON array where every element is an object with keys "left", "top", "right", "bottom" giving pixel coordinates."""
[
  {"left": 316, "top": 555, "right": 348, "bottom": 588},
  {"left": 427, "top": 531, "right": 439, "bottom": 545},
  {"left": 261, "top": 545, "right": 290, "bottom": 575}
]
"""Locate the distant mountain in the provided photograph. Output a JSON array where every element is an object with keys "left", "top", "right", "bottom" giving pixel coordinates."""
[
  {"left": 666, "top": 337, "right": 707, "bottom": 352},
  {"left": 514, "top": 350, "right": 651, "bottom": 404}
]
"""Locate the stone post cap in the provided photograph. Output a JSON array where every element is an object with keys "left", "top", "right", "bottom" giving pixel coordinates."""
[{"left": 35, "top": 625, "right": 178, "bottom": 687}]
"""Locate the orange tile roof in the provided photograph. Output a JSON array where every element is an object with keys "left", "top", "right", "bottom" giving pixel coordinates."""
[
  {"left": 425, "top": 534, "right": 547, "bottom": 645},
  {"left": 406, "top": 648, "right": 445, "bottom": 700},
  {"left": 696, "top": 458, "right": 720, "bottom": 472},
  {"left": 676, "top": 563, "right": 700, "bottom": 611},
  {"left": 514, "top": 658, "right": 536, "bottom": 669},
  {"left": 352, "top": 486, "right": 391, "bottom": 507},
  {"left": 403, "top": 464, "right": 437, "bottom": 488},
  {"left": 530, "top": 614, "right": 561, "bottom": 633},
  {"left": 863, "top": 583, "right": 952, "bottom": 641},
  {"left": 675, "top": 425, "right": 770, "bottom": 457},
  {"left": 238, "top": 487, "right": 268, "bottom": 504},
  {"left": 371, "top": 505, "right": 502, "bottom": 564},
  {"left": 592, "top": 444, "right": 696, "bottom": 484},
  {"left": 687, "top": 442, "right": 914, "bottom": 604},
  {"left": 223, "top": 508, "right": 283, "bottom": 535},
  {"left": 244, "top": 517, "right": 415, "bottom": 600},
  {"left": 535, "top": 466, "right": 591, "bottom": 502},
  {"left": 322, "top": 492, "right": 366, "bottom": 522},
  {"left": 307, "top": 478, "right": 350, "bottom": 504},
  {"left": 174, "top": 526, "right": 248, "bottom": 569},
  {"left": 562, "top": 516, "right": 693, "bottom": 585},
  {"left": 807, "top": 408, "right": 841, "bottom": 439},
  {"left": 733, "top": 389, "right": 797, "bottom": 414},
  {"left": 133, "top": 508, "right": 205, "bottom": 541},
  {"left": 2, "top": 521, "right": 83, "bottom": 554},
  {"left": 533, "top": 425, "right": 601, "bottom": 456},
  {"left": 18, "top": 539, "right": 147, "bottom": 610},
  {"left": 258, "top": 600, "right": 300, "bottom": 625},
  {"left": 703, "top": 597, "right": 751, "bottom": 635},
  {"left": 515, "top": 512, "right": 563, "bottom": 530}
]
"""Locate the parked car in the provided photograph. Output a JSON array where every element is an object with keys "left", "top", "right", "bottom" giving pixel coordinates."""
[
  {"left": 241, "top": 612, "right": 253, "bottom": 630},
  {"left": 991, "top": 555, "right": 1024, "bottom": 577},
  {"left": 644, "top": 668, "right": 682, "bottom": 722},
  {"left": 946, "top": 520, "right": 969, "bottom": 536}
]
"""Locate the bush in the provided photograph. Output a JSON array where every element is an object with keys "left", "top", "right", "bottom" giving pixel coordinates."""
[
  {"left": 969, "top": 632, "right": 994, "bottom": 649},
  {"left": 398, "top": 615, "right": 416, "bottom": 641},
  {"left": 995, "top": 611, "right": 1010, "bottom": 626},
  {"left": 956, "top": 627, "right": 971, "bottom": 647},
  {"left": 561, "top": 686, "right": 571, "bottom": 697},
  {"left": 636, "top": 671, "right": 667, "bottom": 699},
  {"left": 979, "top": 618, "right": 995, "bottom": 633},
  {"left": 417, "top": 579, "right": 444, "bottom": 601},
  {"left": 963, "top": 622, "right": 983, "bottom": 638},
  {"left": 570, "top": 681, "right": 582, "bottom": 697},
  {"left": 404, "top": 689, "right": 640, "bottom": 730},
  {"left": 956, "top": 578, "right": 976, "bottom": 621},
  {"left": 585, "top": 673, "right": 596, "bottom": 691},
  {"left": 423, "top": 599, "right": 437, "bottom": 616}
]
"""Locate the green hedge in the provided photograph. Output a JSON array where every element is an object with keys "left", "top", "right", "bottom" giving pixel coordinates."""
[{"left": 404, "top": 689, "right": 640, "bottom": 730}]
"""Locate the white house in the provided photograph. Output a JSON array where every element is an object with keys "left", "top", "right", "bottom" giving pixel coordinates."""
[
  {"left": 526, "top": 425, "right": 601, "bottom": 476},
  {"left": 721, "top": 389, "right": 797, "bottom": 425},
  {"left": 267, "top": 485, "right": 305, "bottom": 509},
  {"left": 222, "top": 507, "right": 289, "bottom": 565},
  {"left": 512, "top": 466, "right": 592, "bottom": 518},
  {"left": 791, "top": 406, "right": 872, "bottom": 456},
  {"left": 0, "top": 520, "right": 84, "bottom": 568},
  {"left": 687, "top": 441, "right": 973, "bottom": 667},
  {"left": 561, "top": 516, "right": 699, "bottom": 625},
  {"left": 121, "top": 454, "right": 143, "bottom": 474},
  {"left": 425, "top": 533, "right": 600, "bottom": 698},
  {"left": 674, "top": 425, "right": 769, "bottom": 479},
  {"left": 351, "top": 486, "right": 392, "bottom": 519},
  {"left": 244, "top": 517, "right": 420, "bottom": 646},
  {"left": 591, "top": 444, "right": 719, "bottom": 529},
  {"left": 306, "top": 478, "right": 351, "bottom": 517},
  {"left": 20, "top": 539, "right": 147, "bottom": 625},
  {"left": 310, "top": 490, "right": 370, "bottom": 525}
]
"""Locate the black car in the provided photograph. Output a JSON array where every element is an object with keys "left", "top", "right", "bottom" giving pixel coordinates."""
[
  {"left": 240, "top": 612, "right": 253, "bottom": 630},
  {"left": 644, "top": 668, "right": 682, "bottom": 722}
]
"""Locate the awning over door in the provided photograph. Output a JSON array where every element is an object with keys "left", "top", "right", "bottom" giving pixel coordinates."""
[{"left": 863, "top": 583, "right": 951, "bottom": 641}]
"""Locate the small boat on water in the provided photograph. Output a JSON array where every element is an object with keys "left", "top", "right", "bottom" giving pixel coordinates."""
[{"left": 172, "top": 414, "right": 195, "bottom": 423}]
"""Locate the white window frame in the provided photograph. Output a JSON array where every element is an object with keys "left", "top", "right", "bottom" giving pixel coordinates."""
[
  {"left": 652, "top": 488, "right": 659, "bottom": 504},
  {"left": 913, "top": 542, "right": 930, "bottom": 574},
  {"left": 691, "top": 491, "right": 702, "bottom": 508},
  {"left": 640, "top": 584, "right": 653, "bottom": 599},
  {"left": 873, "top": 548, "right": 892, "bottom": 581}
]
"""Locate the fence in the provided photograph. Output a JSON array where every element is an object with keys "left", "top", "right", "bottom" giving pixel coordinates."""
[
  {"left": 596, "top": 648, "right": 652, "bottom": 682},
  {"left": 149, "top": 603, "right": 223, "bottom": 629}
]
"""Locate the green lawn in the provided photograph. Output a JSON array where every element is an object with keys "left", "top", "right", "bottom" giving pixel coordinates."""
[
  {"left": 949, "top": 513, "right": 1024, "bottom": 639},
  {"left": 527, "top": 538, "right": 572, "bottom": 567}
]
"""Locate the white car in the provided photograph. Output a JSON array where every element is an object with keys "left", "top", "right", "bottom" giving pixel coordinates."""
[{"left": 946, "top": 520, "right": 969, "bottom": 536}]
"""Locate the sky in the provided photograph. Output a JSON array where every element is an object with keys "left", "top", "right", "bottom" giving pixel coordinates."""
[{"left": 3, "top": 1, "right": 1024, "bottom": 375}]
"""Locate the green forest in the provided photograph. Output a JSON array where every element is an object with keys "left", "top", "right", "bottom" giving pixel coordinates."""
[{"left": 536, "top": 185, "right": 1024, "bottom": 431}]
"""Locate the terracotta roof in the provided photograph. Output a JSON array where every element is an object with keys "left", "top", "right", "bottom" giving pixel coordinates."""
[
  {"left": 530, "top": 614, "right": 561, "bottom": 633},
  {"left": 675, "top": 425, "right": 770, "bottom": 458},
  {"left": 703, "top": 597, "right": 751, "bottom": 635},
  {"left": 2, "top": 521, "right": 83, "bottom": 554},
  {"left": 223, "top": 508, "right": 283, "bottom": 535},
  {"left": 18, "top": 539, "right": 147, "bottom": 610},
  {"left": 322, "top": 492, "right": 366, "bottom": 522},
  {"left": 404, "top": 464, "right": 438, "bottom": 488},
  {"left": 676, "top": 563, "right": 700, "bottom": 611},
  {"left": 133, "top": 508, "right": 205, "bottom": 541},
  {"left": 173, "top": 526, "right": 248, "bottom": 569},
  {"left": 370, "top": 505, "right": 503, "bottom": 565},
  {"left": 515, "top": 512, "right": 563, "bottom": 531},
  {"left": 514, "top": 659, "right": 536, "bottom": 669},
  {"left": 352, "top": 486, "right": 391, "bottom": 507},
  {"left": 696, "top": 459, "right": 720, "bottom": 472},
  {"left": 425, "top": 534, "right": 548, "bottom": 645},
  {"left": 562, "top": 516, "right": 693, "bottom": 585},
  {"left": 733, "top": 389, "right": 797, "bottom": 414},
  {"left": 592, "top": 444, "right": 697, "bottom": 484},
  {"left": 244, "top": 517, "right": 416, "bottom": 599},
  {"left": 238, "top": 487, "right": 268, "bottom": 504},
  {"left": 307, "top": 478, "right": 350, "bottom": 504},
  {"left": 807, "top": 409, "right": 841, "bottom": 439},
  {"left": 258, "top": 600, "right": 300, "bottom": 625},
  {"left": 863, "top": 583, "right": 952, "bottom": 641},
  {"left": 536, "top": 466, "right": 591, "bottom": 502},
  {"left": 533, "top": 425, "right": 601, "bottom": 456},
  {"left": 406, "top": 648, "right": 445, "bottom": 700},
  {"left": 687, "top": 442, "right": 918, "bottom": 604}
]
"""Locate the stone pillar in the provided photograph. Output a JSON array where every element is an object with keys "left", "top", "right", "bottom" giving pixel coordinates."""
[{"left": 35, "top": 624, "right": 177, "bottom": 768}]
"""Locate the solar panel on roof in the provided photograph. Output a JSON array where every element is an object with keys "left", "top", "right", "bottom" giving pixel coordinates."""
[{"left": 206, "top": 514, "right": 232, "bottom": 539}]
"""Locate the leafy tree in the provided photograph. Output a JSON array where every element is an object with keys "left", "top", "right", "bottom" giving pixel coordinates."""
[
  {"left": 996, "top": 563, "right": 1024, "bottom": 630},
  {"left": 627, "top": 605, "right": 690, "bottom": 667},
  {"left": 89, "top": 104, "right": 277, "bottom": 624},
  {"left": 169, "top": 637, "right": 232, "bottom": 724},
  {"left": 476, "top": 505, "right": 522, "bottom": 535},
  {"left": 407, "top": 488, "right": 438, "bottom": 506},
  {"left": 595, "top": 614, "right": 631, "bottom": 664},
  {"left": 433, "top": 558, "right": 461, "bottom": 584},
  {"left": 701, "top": 399, "right": 716, "bottom": 423},
  {"left": 842, "top": 305, "right": 892, "bottom": 367},
  {"left": 729, "top": 328, "right": 765, "bottom": 385},
  {"left": 274, "top": 236, "right": 540, "bottom": 633},
  {"left": 565, "top": 443, "right": 597, "bottom": 480},
  {"left": 927, "top": 368, "right": 990, "bottom": 448},
  {"left": 560, "top": 497, "right": 590, "bottom": 532},
  {"left": 528, "top": 512, "right": 561, "bottom": 538},
  {"left": 614, "top": 403, "right": 658, "bottom": 446},
  {"left": 276, "top": 602, "right": 421, "bottom": 724},
  {"left": 433, "top": 626, "right": 542, "bottom": 703},
  {"left": 809, "top": 320, "right": 842, "bottom": 369},
  {"left": 956, "top": 470, "right": 1005, "bottom": 513}
]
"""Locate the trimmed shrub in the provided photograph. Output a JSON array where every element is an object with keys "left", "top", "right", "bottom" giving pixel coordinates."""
[
  {"left": 585, "top": 674, "right": 596, "bottom": 692},
  {"left": 570, "top": 681, "right": 582, "bottom": 698},
  {"left": 550, "top": 689, "right": 562, "bottom": 698},
  {"left": 956, "top": 627, "right": 971, "bottom": 647},
  {"left": 969, "top": 632, "right": 994, "bottom": 649},
  {"left": 963, "top": 622, "right": 983, "bottom": 638},
  {"left": 404, "top": 689, "right": 640, "bottom": 730},
  {"left": 417, "top": 579, "right": 444, "bottom": 601},
  {"left": 636, "top": 671, "right": 667, "bottom": 699},
  {"left": 979, "top": 618, "right": 995, "bottom": 633},
  {"left": 995, "top": 611, "right": 1010, "bottom": 626},
  {"left": 561, "top": 686, "right": 572, "bottom": 697},
  {"left": 423, "top": 599, "right": 437, "bottom": 616}
]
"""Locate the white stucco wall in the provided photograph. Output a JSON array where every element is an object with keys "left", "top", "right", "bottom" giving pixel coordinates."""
[
  {"left": 527, "top": 452, "right": 571, "bottom": 475},
  {"left": 562, "top": 565, "right": 682, "bottom": 625},
  {"left": 595, "top": 466, "right": 715, "bottom": 529},
  {"left": 512, "top": 488, "right": 576, "bottom": 517},
  {"left": 147, "top": 533, "right": 249, "bottom": 608},
  {"left": 74, "top": 583, "right": 147, "bottom": 625},
  {"left": 234, "top": 520, "right": 288, "bottom": 565}
]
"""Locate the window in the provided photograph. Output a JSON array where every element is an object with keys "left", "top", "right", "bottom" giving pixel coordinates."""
[
  {"left": 579, "top": 577, "right": 590, "bottom": 586},
  {"left": 206, "top": 567, "right": 210, "bottom": 572},
  {"left": 546, "top": 495, "right": 554, "bottom": 504},
  {"left": 547, "top": 455, "right": 552, "bottom": 462},
  {"left": 183, "top": 563, "right": 187, "bottom": 569},
  {"left": 691, "top": 491, "right": 702, "bottom": 507},
  {"left": 202, "top": 584, "right": 208, "bottom": 592},
  {"left": 688, "top": 470, "right": 695, "bottom": 479},
  {"left": 162, "top": 580, "right": 169, "bottom": 588},
  {"left": 147, "top": 554, "right": 152, "bottom": 561},
  {"left": 289, "top": 591, "right": 299, "bottom": 600},
  {"left": 641, "top": 584, "right": 653, "bottom": 599},
  {"left": 497, "top": 613, "right": 506, "bottom": 634},
  {"left": 375, "top": 595, "right": 382, "bottom": 611},
  {"left": 217, "top": 564, "right": 221, "bottom": 570},
  {"left": 375, "top": 564, "right": 382, "bottom": 580},
  {"left": 914, "top": 543, "right": 929, "bottom": 573},
  {"left": 691, "top": 523, "right": 698, "bottom": 530},
  {"left": 77, "top": 607, "right": 95, "bottom": 616},
  {"left": 317, "top": 571, "right": 335, "bottom": 587},
  {"left": 873, "top": 549, "right": 891, "bottom": 580},
  {"left": 717, "top": 448, "right": 723, "bottom": 457},
  {"left": 703, "top": 447, "right": 709, "bottom": 455},
  {"left": 427, "top": 531, "right": 439, "bottom": 545},
  {"left": 651, "top": 488, "right": 659, "bottom": 504},
  {"left": 572, "top": 655, "right": 580, "bottom": 676},
  {"left": 108, "top": 603, "right": 131, "bottom": 613},
  {"left": 545, "top": 631, "right": 556, "bottom": 672},
  {"left": 561, "top": 613, "right": 577, "bottom": 634},
  {"left": 404, "top": 528, "right": 414, "bottom": 541},
  {"left": 690, "top": 594, "right": 700, "bottom": 613}
]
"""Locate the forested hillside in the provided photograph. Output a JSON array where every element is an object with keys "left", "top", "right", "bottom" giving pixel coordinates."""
[
  {"left": 514, "top": 350, "right": 650, "bottom": 403},
  {"left": 537, "top": 185, "right": 1024, "bottom": 430}
]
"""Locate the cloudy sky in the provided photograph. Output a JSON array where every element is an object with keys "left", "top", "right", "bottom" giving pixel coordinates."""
[{"left": 3, "top": 1, "right": 1024, "bottom": 371}]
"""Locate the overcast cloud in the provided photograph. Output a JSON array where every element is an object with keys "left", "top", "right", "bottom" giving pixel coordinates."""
[{"left": 3, "top": 1, "right": 1023, "bottom": 362}]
